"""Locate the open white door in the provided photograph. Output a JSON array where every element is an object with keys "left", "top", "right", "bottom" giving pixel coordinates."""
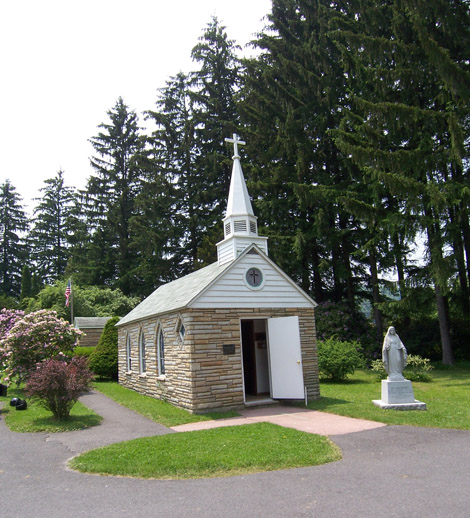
[{"left": 267, "top": 316, "right": 305, "bottom": 399}]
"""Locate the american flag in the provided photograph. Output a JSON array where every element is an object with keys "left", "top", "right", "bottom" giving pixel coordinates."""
[{"left": 65, "top": 279, "right": 72, "bottom": 307}]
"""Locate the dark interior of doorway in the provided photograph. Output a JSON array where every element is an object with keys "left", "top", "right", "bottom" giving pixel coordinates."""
[{"left": 241, "top": 319, "right": 270, "bottom": 400}]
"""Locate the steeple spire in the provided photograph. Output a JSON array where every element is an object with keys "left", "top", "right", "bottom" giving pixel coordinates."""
[
  {"left": 216, "top": 133, "right": 268, "bottom": 266},
  {"left": 224, "top": 134, "right": 254, "bottom": 217}
]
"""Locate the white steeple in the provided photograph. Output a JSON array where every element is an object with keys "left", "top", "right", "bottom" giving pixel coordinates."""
[{"left": 217, "top": 134, "right": 268, "bottom": 266}]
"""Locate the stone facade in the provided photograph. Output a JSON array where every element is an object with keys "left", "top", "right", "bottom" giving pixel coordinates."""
[{"left": 118, "top": 306, "right": 319, "bottom": 413}]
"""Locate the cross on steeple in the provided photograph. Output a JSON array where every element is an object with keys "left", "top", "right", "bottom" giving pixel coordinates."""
[
  {"left": 216, "top": 130, "right": 269, "bottom": 265},
  {"left": 225, "top": 133, "right": 246, "bottom": 158}
]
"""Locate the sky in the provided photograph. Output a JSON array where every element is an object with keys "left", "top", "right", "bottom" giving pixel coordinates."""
[{"left": 1, "top": 0, "right": 272, "bottom": 213}]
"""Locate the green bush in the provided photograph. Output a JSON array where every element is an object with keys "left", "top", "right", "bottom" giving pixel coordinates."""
[
  {"left": 370, "top": 359, "right": 387, "bottom": 380},
  {"left": 25, "top": 282, "right": 140, "bottom": 321},
  {"left": 88, "top": 317, "right": 120, "bottom": 380},
  {"left": 317, "top": 338, "right": 364, "bottom": 381},
  {"left": 371, "top": 355, "right": 433, "bottom": 382},
  {"left": 404, "top": 355, "right": 433, "bottom": 382},
  {"left": 73, "top": 346, "right": 95, "bottom": 359}
]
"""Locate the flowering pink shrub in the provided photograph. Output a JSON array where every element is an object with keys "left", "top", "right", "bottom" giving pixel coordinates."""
[
  {"left": 25, "top": 356, "right": 93, "bottom": 420},
  {"left": 0, "top": 308, "right": 25, "bottom": 338},
  {"left": 0, "top": 309, "right": 83, "bottom": 384},
  {"left": 0, "top": 309, "right": 25, "bottom": 376}
]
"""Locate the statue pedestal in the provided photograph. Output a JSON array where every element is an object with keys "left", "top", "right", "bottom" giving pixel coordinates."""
[{"left": 372, "top": 379, "right": 426, "bottom": 410}]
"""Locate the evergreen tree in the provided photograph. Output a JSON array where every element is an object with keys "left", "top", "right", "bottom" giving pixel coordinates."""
[
  {"left": 20, "top": 265, "right": 32, "bottom": 301},
  {"left": 190, "top": 17, "right": 241, "bottom": 262},
  {"left": 64, "top": 192, "right": 91, "bottom": 285},
  {"left": 89, "top": 316, "right": 120, "bottom": 380},
  {"left": 144, "top": 19, "right": 242, "bottom": 274},
  {"left": 130, "top": 164, "right": 179, "bottom": 296},
  {"left": 29, "top": 170, "right": 78, "bottom": 283},
  {"left": 0, "top": 180, "right": 28, "bottom": 299},
  {"left": 146, "top": 73, "right": 199, "bottom": 274},
  {"left": 240, "top": 0, "right": 366, "bottom": 308},
  {"left": 331, "top": 0, "right": 470, "bottom": 363},
  {"left": 85, "top": 97, "right": 145, "bottom": 295},
  {"left": 31, "top": 273, "right": 42, "bottom": 298}
]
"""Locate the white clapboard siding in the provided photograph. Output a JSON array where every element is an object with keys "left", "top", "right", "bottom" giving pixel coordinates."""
[
  {"left": 190, "top": 252, "right": 314, "bottom": 309},
  {"left": 218, "top": 235, "right": 269, "bottom": 266}
]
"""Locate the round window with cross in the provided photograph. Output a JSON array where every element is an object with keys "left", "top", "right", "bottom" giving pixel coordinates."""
[{"left": 245, "top": 267, "right": 264, "bottom": 289}]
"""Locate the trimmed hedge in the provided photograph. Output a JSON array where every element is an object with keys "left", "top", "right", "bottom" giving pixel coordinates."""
[
  {"left": 73, "top": 346, "right": 95, "bottom": 359},
  {"left": 88, "top": 316, "right": 120, "bottom": 380}
]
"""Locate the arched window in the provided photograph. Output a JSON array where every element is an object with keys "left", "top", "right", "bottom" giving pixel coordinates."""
[
  {"left": 176, "top": 316, "right": 186, "bottom": 343},
  {"left": 157, "top": 328, "right": 165, "bottom": 376},
  {"left": 126, "top": 334, "right": 132, "bottom": 372},
  {"left": 139, "top": 330, "right": 146, "bottom": 374}
]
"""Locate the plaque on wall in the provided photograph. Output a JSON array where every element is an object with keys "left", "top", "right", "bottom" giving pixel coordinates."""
[{"left": 223, "top": 344, "right": 235, "bottom": 355}]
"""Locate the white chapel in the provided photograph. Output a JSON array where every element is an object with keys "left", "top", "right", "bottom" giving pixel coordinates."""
[{"left": 116, "top": 134, "right": 319, "bottom": 412}]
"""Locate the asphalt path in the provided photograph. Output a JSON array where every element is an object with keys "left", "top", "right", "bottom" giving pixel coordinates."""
[{"left": 1, "top": 393, "right": 469, "bottom": 518}]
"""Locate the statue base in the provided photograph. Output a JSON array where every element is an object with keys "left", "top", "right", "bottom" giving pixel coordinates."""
[{"left": 372, "top": 379, "right": 426, "bottom": 411}]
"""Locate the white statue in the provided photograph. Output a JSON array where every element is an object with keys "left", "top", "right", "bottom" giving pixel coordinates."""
[{"left": 382, "top": 326, "right": 407, "bottom": 380}]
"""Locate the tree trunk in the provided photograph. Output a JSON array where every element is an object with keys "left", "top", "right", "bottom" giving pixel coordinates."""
[
  {"left": 435, "top": 285, "right": 455, "bottom": 365},
  {"left": 369, "top": 245, "right": 383, "bottom": 342},
  {"left": 424, "top": 208, "right": 454, "bottom": 365},
  {"left": 311, "top": 246, "right": 323, "bottom": 302},
  {"left": 339, "top": 214, "right": 355, "bottom": 311},
  {"left": 448, "top": 206, "right": 470, "bottom": 317},
  {"left": 391, "top": 233, "right": 406, "bottom": 297},
  {"left": 460, "top": 207, "right": 470, "bottom": 293},
  {"left": 331, "top": 242, "right": 342, "bottom": 302}
]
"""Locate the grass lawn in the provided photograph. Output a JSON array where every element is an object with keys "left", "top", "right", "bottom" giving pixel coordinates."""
[
  {"left": 309, "top": 367, "right": 470, "bottom": 429},
  {"left": 93, "top": 380, "right": 238, "bottom": 427},
  {"left": 0, "top": 386, "right": 102, "bottom": 433},
  {"left": 70, "top": 422, "right": 341, "bottom": 479}
]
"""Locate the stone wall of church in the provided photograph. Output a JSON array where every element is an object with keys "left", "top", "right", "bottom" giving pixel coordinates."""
[
  {"left": 186, "top": 307, "right": 319, "bottom": 413},
  {"left": 117, "top": 311, "right": 194, "bottom": 410},
  {"left": 117, "top": 306, "right": 319, "bottom": 413}
]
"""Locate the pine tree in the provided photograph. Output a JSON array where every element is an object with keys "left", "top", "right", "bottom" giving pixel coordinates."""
[
  {"left": 20, "top": 265, "right": 32, "bottom": 301},
  {"left": 85, "top": 97, "right": 145, "bottom": 295},
  {"left": 0, "top": 180, "right": 29, "bottom": 298},
  {"left": 143, "top": 19, "right": 242, "bottom": 274},
  {"left": 146, "top": 73, "right": 199, "bottom": 274},
  {"left": 190, "top": 17, "right": 241, "bottom": 262},
  {"left": 130, "top": 155, "right": 180, "bottom": 296},
  {"left": 29, "top": 170, "right": 77, "bottom": 283},
  {"left": 240, "top": 0, "right": 366, "bottom": 308},
  {"left": 331, "top": 0, "right": 470, "bottom": 363}
]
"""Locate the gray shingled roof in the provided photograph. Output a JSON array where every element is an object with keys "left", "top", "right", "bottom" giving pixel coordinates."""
[
  {"left": 74, "top": 317, "right": 112, "bottom": 329},
  {"left": 116, "top": 261, "right": 231, "bottom": 327}
]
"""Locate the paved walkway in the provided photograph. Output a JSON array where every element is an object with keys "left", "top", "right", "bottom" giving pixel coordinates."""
[
  {"left": 1, "top": 391, "right": 470, "bottom": 517},
  {"left": 172, "top": 404, "right": 386, "bottom": 435},
  {"left": 44, "top": 391, "right": 385, "bottom": 453},
  {"left": 45, "top": 390, "right": 172, "bottom": 454}
]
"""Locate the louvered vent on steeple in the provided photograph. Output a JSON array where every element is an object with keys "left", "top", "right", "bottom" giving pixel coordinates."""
[{"left": 216, "top": 133, "right": 268, "bottom": 266}]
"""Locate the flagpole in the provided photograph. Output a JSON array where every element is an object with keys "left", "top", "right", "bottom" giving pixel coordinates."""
[
  {"left": 70, "top": 279, "right": 74, "bottom": 325},
  {"left": 65, "top": 279, "right": 73, "bottom": 324}
]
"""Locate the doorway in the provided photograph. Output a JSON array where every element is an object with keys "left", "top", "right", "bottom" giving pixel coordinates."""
[
  {"left": 241, "top": 316, "right": 306, "bottom": 403},
  {"left": 241, "top": 319, "right": 270, "bottom": 402}
]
